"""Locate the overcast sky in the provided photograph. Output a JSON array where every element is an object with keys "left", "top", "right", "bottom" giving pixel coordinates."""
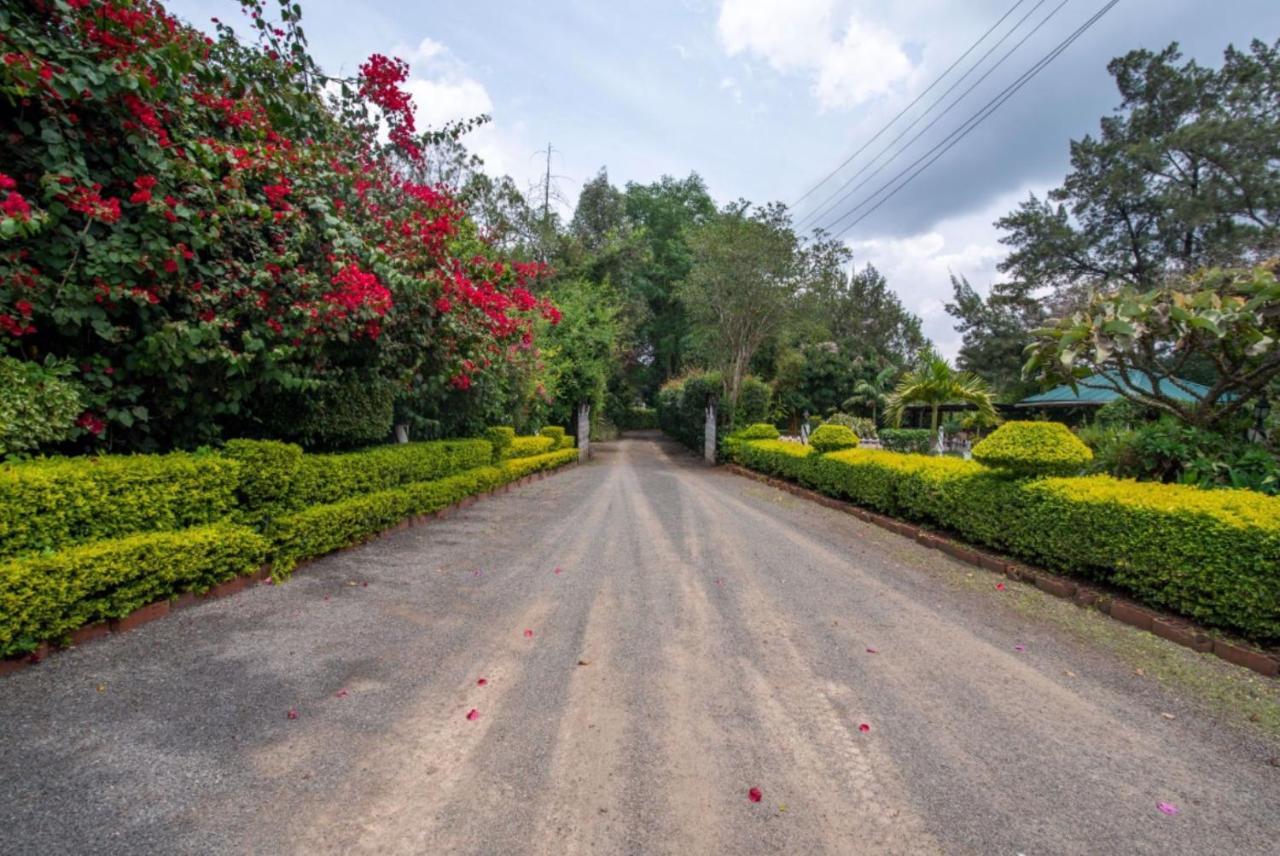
[{"left": 168, "top": 0, "right": 1279, "bottom": 357}]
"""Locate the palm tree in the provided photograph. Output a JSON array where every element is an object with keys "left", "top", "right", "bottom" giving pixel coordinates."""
[
  {"left": 843, "top": 364, "right": 897, "bottom": 426},
  {"left": 884, "top": 350, "right": 997, "bottom": 448}
]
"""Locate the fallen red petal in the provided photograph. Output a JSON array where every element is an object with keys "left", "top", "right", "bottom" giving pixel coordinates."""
[
  {"left": 362, "top": 582, "right": 368, "bottom": 588},
  {"left": 466, "top": 709, "right": 480, "bottom": 721},
  {"left": 747, "top": 787, "right": 762, "bottom": 803},
  {"left": 524, "top": 629, "right": 534, "bottom": 638},
  {"left": 866, "top": 647, "right": 879, "bottom": 654},
  {"left": 287, "top": 708, "right": 299, "bottom": 720},
  {"left": 554, "top": 567, "right": 563, "bottom": 575},
  {"left": 995, "top": 582, "right": 1006, "bottom": 591},
  {"left": 336, "top": 689, "right": 348, "bottom": 698},
  {"left": 477, "top": 678, "right": 488, "bottom": 686},
  {"left": 858, "top": 723, "right": 870, "bottom": 733}
]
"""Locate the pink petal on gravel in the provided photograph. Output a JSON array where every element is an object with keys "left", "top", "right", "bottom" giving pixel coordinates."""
[
  {"left": 1014, "top": 644, "right": 1026, "bottom": 652},
  {"left": 995, "top": 582, "right": 1006, "bottom": 591},
  {"left": 866, "top": 647, "right": 879, "bottom": 654},
  {"left": 477, "top": 678, "right": 488, "bottom": 686},
  {"left": 554, "top": 567, "right": 563, "bottom": 575},
  {"left": 524, "top": 629, "right": 534, "bottom": 638},
  {"left": 323, "top": 595, "right": 330, "bottom": 601},
  {"left": 362, "top": 581, "right": 368, "bottom": 588},
  {"left": 858, "top": 723, "right": 871, "bottom": 733},
  {"left": 286, "top": 708, "right": 299, "bottom": 720},
  {"left": 747, "top": 787, "right": 762, "bottom": 803},
  {"left": 1157, "top": 802, "right": 1179, "bottom": 816},
  {"left": 473, "top": 569, "right": 483, "bottom": 577},
  {"left": 335, "top": 689, "right": 348, "bottom": 698},
  {"left": 466, "top": 709, "right": 480, "bottom": 721}
]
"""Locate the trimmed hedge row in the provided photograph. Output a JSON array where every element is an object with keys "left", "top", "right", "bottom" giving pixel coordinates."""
[
  {"left": 732, "top": 440, "right": 1280, "bottom": 641},
  {"left": 0, "top": 437, "right": 578, "bottom": 659},
  {"left": 271, "top": 448, "right": 578, "bottom": 571},
  {"left": 0, "top": 524, "right": 269, "bottom": 657},
  {"left": 503, "top": 435, "right": 557, "bottom": 459},
  {"left": 0, "top": 453, "right": 241, "bottom": 560}
]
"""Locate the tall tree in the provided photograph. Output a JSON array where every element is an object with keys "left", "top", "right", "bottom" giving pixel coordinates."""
[
  {"left": 997, "top": 40, "right": 1280, "bottom": 303},
  {"left": 885, "top": 350, "right": 998, "bottom": 438},
  {"left": 945, "top": 275, "right": 1045, "bottom": 398},
  {"left": 623, "top": 174, "right": 717, "bottom": 386},
  {"left": 680, "top": 201, "right": 802, "bottom": 405}
]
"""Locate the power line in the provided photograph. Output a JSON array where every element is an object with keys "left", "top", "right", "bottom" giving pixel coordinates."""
[
  {"left": 799, "top": 0, "right": 1067, "bottom": 232},
  {"left": 825, "top": 0, "right": 1121, "bottom": 241},
  {"left": 791, "top": 0, "right": 1032, "bottom": 212}
]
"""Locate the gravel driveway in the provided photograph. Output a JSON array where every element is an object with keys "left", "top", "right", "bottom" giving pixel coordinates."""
[{"left": 2, "top": 434, "right": 1278, "bottom": 855}]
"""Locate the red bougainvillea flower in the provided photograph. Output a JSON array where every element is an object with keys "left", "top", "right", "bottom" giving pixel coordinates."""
[
  {"left": 747, "top": 787, "right": 762, "bottom": 803},
  {"left": 1157, "top": 802, "right": 1179, "bottom": 816},
  {"left": 524, "top": 629, "right": 534, "bottom": 638},
  {"left": 466, "top": 709, "right": 480, "bottom": 721},
  {"left": 858, "top": 723, "right": 871, "bottom": 733},
  {"left": 477, "top": 678, "right": 487, "bottom": 686},
  {"left": 287, "top": 708, "right": 299, "bottom": 720},
  {"left": 995, "top": 582, "right": 1006, "bottom": 591}
]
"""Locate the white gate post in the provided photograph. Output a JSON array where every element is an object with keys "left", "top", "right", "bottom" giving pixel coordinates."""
[
  {"left": 577, "top": 402, "right": 591, "bottom": 462},
  {"left": 704, "top": 395, "right": 717, "bottom": 464}
]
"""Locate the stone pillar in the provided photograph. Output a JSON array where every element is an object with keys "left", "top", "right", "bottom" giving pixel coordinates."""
[
  {"left": 577, "top": 402, "right": 591, "bottom": 462},
  {"left": 704, "top": 395, "right": 717, "bottom": 464}
]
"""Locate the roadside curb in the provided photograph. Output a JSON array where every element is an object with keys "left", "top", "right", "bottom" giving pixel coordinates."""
[
  {"left": 724, "top": 462, "right": 1280, "bottom": 679},
  {"left": 0, "top": 461, "right": 579, "bottom": 679}
]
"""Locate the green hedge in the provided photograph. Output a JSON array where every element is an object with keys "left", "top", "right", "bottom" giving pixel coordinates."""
[
  {"left": 272, "top": 448, "right": 578, "bottom": 570},
  {"left": 732, "top": 440, "right": 1280, "bottom": 641},
  {"left": 0, "top": 435, "right": 577, "bottom": 658},
  {"left": 879, "top": 428, "right": 931, "bottom": 454},
  {"left": 288, "top": 439, "right": 493, "bottom": 507},
  {"left": 484, "top": 426, "right": 515, "bottom": 460},
  {"left": 0, "top": 524, "right": 269, "bottom": 657},
  {"left": 809, "top": 423, "right": 859, "bottom": 454},
  {"left": 502, "top": 435, "right": 557, "bottom": 460},
  {"left": 0, "top": 453, "right": 241, "bottom": 560}
]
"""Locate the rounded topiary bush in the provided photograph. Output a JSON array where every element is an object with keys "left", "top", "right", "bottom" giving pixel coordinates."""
[
  {"left": 736, "top": 422, "right": 781, "bottom": 440},
  {"left": 971, "top": 420, "right": 1093, "bottom": 477},
  {"left": 809, "top": 423, "right": 859, "bottom": 454}
]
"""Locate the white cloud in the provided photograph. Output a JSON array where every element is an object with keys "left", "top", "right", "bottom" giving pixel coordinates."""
[
  {"left": 846, "top": 183, "right": 1043, "bottom": 359},
  {"left": 716, "top": 0, "right": 914, "bottom": 111},
  {"left": 719, "top": 75, "right": 743, "bottom": 104}
]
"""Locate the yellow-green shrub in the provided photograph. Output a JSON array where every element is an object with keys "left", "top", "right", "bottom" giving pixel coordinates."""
[
  {"left": 221, "top": 439, "right": 303, "bottom": 521},
  {"left": 484, "top": 426, "right": 515, "bottom": 460},
  {"left": 972, "top": 421, "right": 1093, "bottom": 477},
  {"left": 0, "top": 453, "right": 241, "bottom": 560},
  {"left": 809, "top": 423, "right": 859, "bottom": 454},
  {"left": 499, "top": 448, "right": 578, "bottom": 480},
  {"left": 287, "top": 439, "right": 492, "bottom": 507},
  {"left": 502, "top": 435, "right": 556, "bottom": 460},
  {"left": 732, "top": 439, "right": 1280, "bottom": 640},
  {"left": 0, "top": 524, "right": 269, "bottom": 656},
  {"left": 540, "top": 426, "right": 566, "bottom": 444}
]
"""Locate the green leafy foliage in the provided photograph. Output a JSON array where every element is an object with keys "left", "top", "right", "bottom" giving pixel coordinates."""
[
  {"left": 885, "top": 350, "right": 996, "bottom": 433},
  {"left": 879, "top": 429, "right": 932, "bottom": 454},
  {"left": 484, "top": 426, "right": 515, "bottom": 461},
  {"left": 971, "top": 421, "right": 1094, "bottom": 477},
  {"left": 288, "top": 439, "right": 494, "bottom": 507},
  {"left": 656, "top": 370, "right": 722, "bottom": 452},
  {"left": 736, "top": 423, "right": 781, "bottom": 440},
  {"left": 258, "top": 372, "right": 395, "bottom": 451},
  {"left": 502, "top": 436, "right": 556, "bottom": 459},
  {"left": 731, "top": 440, "right": 1280, "bottom": 641},
  {"left": 732, "top": 376, "right": 772, "bottom": 428},
  {"left": 0, "top": 524, "right": 269, "bottom": 657},
  {"left": 824, "top": 413, "right": 877, "bottom": 440},
  {"left": 808, "top": 423, "right": 859, "bottom": 454},
  {"left": 0, "top": 452, "right": 240, "bottom": 560},
  {"left": 0, "top": 357, "right": 83, "bottom": 458}
]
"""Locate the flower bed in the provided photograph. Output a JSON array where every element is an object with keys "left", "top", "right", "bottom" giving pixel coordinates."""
[{"left": 730, "top": 440, "right": 1280, "bottom": 642}]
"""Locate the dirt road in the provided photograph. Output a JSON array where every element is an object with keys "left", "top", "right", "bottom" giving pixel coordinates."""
[{"left": 2, "top": 434, "right": 1278, "bottom": 854}]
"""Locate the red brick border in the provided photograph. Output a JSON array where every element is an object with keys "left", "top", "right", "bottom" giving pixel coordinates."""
[
  {"left": 0, "top": 460, "right": 579, "bottom": 678},
  {"left": 724, "top": 463, "right": 1280, "bottom": 680}
]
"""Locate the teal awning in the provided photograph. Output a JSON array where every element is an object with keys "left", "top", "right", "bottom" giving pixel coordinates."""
[{"left": 1016, "top": 370, "right": 1226, "bottom": 408}]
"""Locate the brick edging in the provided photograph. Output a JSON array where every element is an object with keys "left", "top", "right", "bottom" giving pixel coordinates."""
[
  {"left": 0, "top": 461, "right": 579, "bottom": 679},
  {"left": 723, "top": 463, "right": 1280, "bottom": 679}
]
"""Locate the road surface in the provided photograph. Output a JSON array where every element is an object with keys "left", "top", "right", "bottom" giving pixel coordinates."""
[{"left": 2, "top": 434, "right": 1278, "bottom": 854}]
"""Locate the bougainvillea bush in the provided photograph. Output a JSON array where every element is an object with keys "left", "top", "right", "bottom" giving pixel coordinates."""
[{"left": 0, "top": 0, "right": 558, "bottom": 452}]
